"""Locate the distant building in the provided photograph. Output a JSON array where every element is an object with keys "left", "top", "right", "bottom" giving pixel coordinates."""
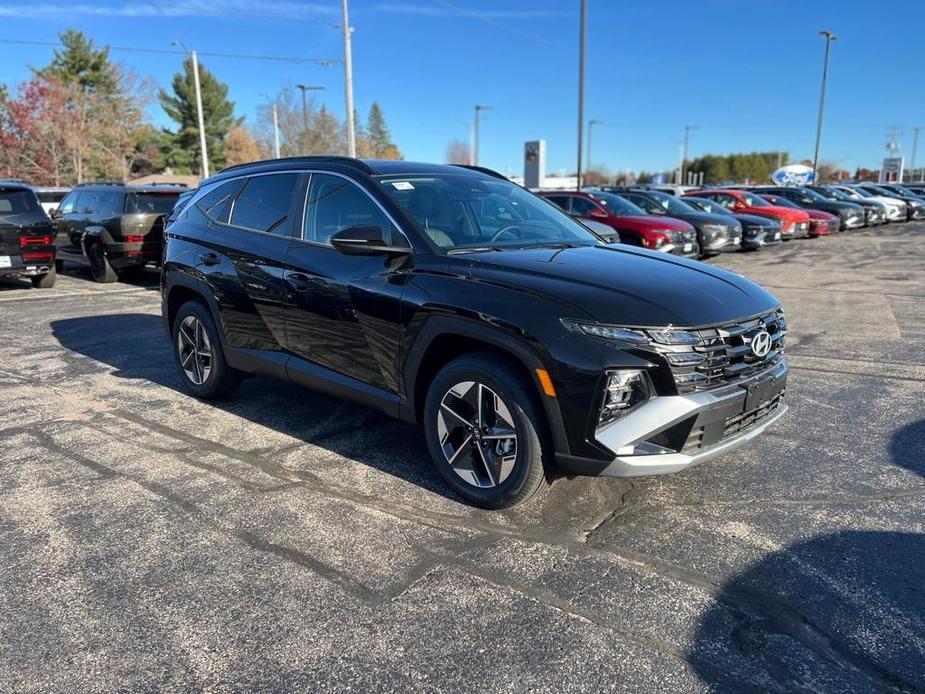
[{"left": 129, "top": 173, "right": 200, "bottom": 188}]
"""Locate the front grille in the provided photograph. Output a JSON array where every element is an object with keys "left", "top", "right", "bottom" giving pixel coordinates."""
[
  {"left": 680, "top": 391, "right": 785, "bottom": 454},
  {"left": 652, "top": 309, "right": 787, "bottom": 394},
  {"left": 796, "top": 221, "right": 809, "bottom": 233}
]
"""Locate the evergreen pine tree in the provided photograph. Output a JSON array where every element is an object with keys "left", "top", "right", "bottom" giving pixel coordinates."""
[
  {"left": 36, "top": 29, "right": 118, "bottom": 94},
  {"left": 158, "top": 57, "right": 239, "bottom": 174},
  {"left": 366, "top": 102, "right": 401, "bottom": 159}
]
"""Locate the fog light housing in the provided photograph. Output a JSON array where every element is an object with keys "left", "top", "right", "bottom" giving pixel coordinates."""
[{"left": 599, "top": 370, "right": 650, "bottom": 426}]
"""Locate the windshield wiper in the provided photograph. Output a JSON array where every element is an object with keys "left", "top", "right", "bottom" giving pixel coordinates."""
[{"left": 446, "top": 246, "right": 503, "bottom": 255}]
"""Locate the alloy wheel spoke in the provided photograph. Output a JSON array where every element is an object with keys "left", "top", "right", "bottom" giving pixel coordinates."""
[
  {"left": 446, "top": 435, "right": 473, "bottom": 466},
  {"left": 440, "top": 403, "right": 471, "bottom": 428},
  {"left": 475, "top": 444, "right": 497, "bottom": 487}
]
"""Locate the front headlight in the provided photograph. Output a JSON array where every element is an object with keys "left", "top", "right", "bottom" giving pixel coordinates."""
[
  {"left": 561, "top": 320, "right": 648, "bottom": 344},
  {"left": 702, "top": 224, "right": 728, "bottom": 235},
  {"left": 599, "top": 370, "right": 651, "bottom": 426}
]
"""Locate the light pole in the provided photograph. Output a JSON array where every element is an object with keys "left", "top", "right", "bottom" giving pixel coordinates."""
[
  {"left": 576, "top": 0, "right": 587, "bottom": 190},
  {"left": 341, "top": 0, "right": 356, "bottom": 157},
  {"left": 587, "top": 119, "right": 602, "bottom": 178},
  {"left": 295, "top": 85, "right": 325, "bottom": 130},
  {"left": 911, "top": 126, "right": 922, "bottom": 182},
  {"left": 261, "top": 93, "right": 281, "bottom": 158},
  {"left": 681, "top": 125, "right": 699, "bottom": 185},
  {"left": 474, "top": 105, "right": 493, "bottom": 166},
  {"left": 172, "top": 40, "right": 209, "bottom": 178},
  {"left": 813, "top": 30, "right": 837, "bottom": 181}
]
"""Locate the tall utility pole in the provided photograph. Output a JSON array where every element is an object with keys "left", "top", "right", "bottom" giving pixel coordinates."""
[
  {"left": 474, "top": 105, "right": 493, "bottom": 166},
  {"left": 576, "top": 0, "right": 587, "bottom": 190},
  {"left": 172, "top": 41, "right": 209, "bottom": 178},
  {"left": 912, "top": 127, "right": 923, "bottom": 182},
  {"left": 341, "top": 0, "right": 356, "bottom": 157},
  {"left": 587, "top": 119, "right": 602, "bottom": 178},
  {"left": 681, "top": 125, "right": 699, "bottom": 184},
  {"left": 813, "top": 30, "right": 837, "bottom": 179}
]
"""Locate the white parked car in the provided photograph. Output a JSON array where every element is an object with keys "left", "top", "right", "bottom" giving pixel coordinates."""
[{"left": 829, "top": 185, "right": 907, "bottom": 222}]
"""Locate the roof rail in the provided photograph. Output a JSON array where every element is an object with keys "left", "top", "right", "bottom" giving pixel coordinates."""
[
  {"left": 452, "top": 164, "right": 508, "bottom": 181},
  {"left": 216, "top": 155, "right": 374, "bottom": 177},
  {"left": 75, "top": 181, "right": 125, "bottom": 187}
]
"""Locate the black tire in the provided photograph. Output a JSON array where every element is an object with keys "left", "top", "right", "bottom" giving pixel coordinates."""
[
  {"left": 88, "top": 242, "right": 118, "bottom": 283},
  {"left": 172, "top": 299, "right": 242, "bottom": 399},
  {"left": 54, "top": 260, "right": 64, "bottom": 273},
  {"left": 30, "top": 267, "right": 56, "bottom": 288},
  {"left": 423, "top": 352, "right": 549, "bottom": 509}
]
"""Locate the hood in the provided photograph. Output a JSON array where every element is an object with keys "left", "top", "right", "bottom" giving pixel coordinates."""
[
  {"left": 733, "top": 213, "right": 779, "bottom": 228},
  {"left": 805, "top": 208, "right": 839, "bottom": 221},
  {"left": 653, "top": 209, "right": 733, "bottom": 228},
  {"left": 453, "top": 244, "right": 780, "bottom": 327},
  {"left": 813, "top": 200, "right": 863, "bottom": 215},
  {"left": 610, "top": 214, "right": 693, "bottom": 231},
  {"left": 747, "top": 204, "right": 809, "bottom": 222}
]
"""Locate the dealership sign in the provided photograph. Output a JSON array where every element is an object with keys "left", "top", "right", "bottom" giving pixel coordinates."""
[{"left": 770, "top": 164, "right": 816, "bottom": 186}]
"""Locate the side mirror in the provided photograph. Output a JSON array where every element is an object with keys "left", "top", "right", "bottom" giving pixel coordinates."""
[
  {"left": 330, "top": 225, "right": 409, "bottom": 256},
  {"left": 48, "top": 207, "right": 60, "bottom": 218},
  {"left": 589, "top": 208, "right": 608, "bottom": 219}
]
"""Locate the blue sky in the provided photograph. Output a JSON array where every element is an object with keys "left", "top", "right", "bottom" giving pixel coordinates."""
[{"left": 0, "top": 0, "right": 923, "bottom": 176}]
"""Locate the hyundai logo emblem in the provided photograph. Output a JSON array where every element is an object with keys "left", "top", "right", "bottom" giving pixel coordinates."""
[{"left": 751, "top": 330, "right": 772, "bottom": 358}]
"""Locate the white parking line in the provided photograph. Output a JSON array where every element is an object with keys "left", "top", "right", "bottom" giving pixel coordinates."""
[{"left": 0, "top": 287, "right": 153, "bottom": 303}]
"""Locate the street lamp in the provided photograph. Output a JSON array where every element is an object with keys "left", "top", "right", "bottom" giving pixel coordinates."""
[
  {"left": 171, "top": 40, "right": 210, "bottom": 178},
  {"left": 341, "top": 0, "right": 356, "bottom": 157},
  {"left": 474, "top": 105, "right": 493, "bottom": 166},
  {"left": 576, "top": 0, "right": 587, "bottom": 189},
  {"left": 587, "top": 119, "right": 602, "bottom": 177},
  {"left": 295, "top": 84, "right": 325, "bottom": 132},
  {"left": 813, "top": 30, "right": 837, "bottom": 182},
  {"left": 260, "top": 93, "right": 281, "bottom": 159},
  {"left": 681, "top": 125, "right": 699, "bottom": 185}
]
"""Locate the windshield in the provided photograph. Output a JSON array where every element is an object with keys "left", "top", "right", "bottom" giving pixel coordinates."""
[
  {"left": 377, "top": 174, "right": 600, "bottom": 251},
  {"left": 760, "top": 195, "right": 799, "bottom": 209},
  {"left": 647, "top": 191, "right": 698, "bottom": 215},
  {"left": 821, "top": 187, "right": 851, "bottom": 201},
  {"left": 587, "top": 191, "right": 645, "bottom": 215},
  {"left": 125, "top": 192, "right": 180, "bottom": 215},
  {"left": 681, "top": 197, "right": 729, "bottom": 215},
  {"left": 739, "top": 192, "right": 770, "bottom": 207},
  {"left": 887, "top": 185, "right": 916, "bottom": 196},
  {"left": 0, "top": 189, "right": 42, "bottom": 215}
]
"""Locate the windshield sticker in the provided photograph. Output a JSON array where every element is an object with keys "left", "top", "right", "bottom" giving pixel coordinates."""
[{"left": 391, "top": 181, "right": 414, "bottom": 191}]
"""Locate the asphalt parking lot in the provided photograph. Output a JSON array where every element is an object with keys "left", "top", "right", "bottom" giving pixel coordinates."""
[{"left": 1, "top": 226, "right": 924, "bottom": 692}]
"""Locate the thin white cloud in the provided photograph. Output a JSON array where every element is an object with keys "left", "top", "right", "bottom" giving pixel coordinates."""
[
  {"left": 377, "top": 3, "right": 570, "bottom": 20},
  {"left": 0, "top": 1, "right": 339, "bottom": 20}
]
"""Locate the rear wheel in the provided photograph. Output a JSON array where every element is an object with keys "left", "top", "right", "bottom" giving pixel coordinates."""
[
  {"left": 172, "top": 300, "right": 242, "bottom": 399},
  {"left": 424, "top": 353, "right": 548, "bottom": 509},
  {"left": 88, "top": 242, "right": 118, "bottom": 283},
  {"left": 30, "top": 267, "right": 56, "bottom": 288}
]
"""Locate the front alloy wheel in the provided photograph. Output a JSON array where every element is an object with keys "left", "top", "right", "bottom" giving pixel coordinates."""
[
  {"left": 438, "top": 381, "right": 518, "bottom": 488},
  {"left": 424, "top": 353, "right": 548, "bottom": 509},
  {"left": 177, "top": 315, "right": 213, "bottom": 385}
]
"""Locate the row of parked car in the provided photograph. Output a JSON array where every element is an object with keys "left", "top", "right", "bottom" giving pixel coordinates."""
[
  {"left": 537, "top": 181, "right": 925, "bottom": 260},
  {"left": 2, "top": 172, "right": 924, "bottom": 292}
]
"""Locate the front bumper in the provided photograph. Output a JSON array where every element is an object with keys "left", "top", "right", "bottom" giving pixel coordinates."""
[
  {"left": 591, "top": 359, "right": 788, "bottom": 476},
  {"left": 842, "top": 213, "right": 866, "bottom": 229}
]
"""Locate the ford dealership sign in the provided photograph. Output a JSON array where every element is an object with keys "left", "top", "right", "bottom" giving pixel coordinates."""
[{"left": 770, "top": 164, "right": 816, "bottom": 186}]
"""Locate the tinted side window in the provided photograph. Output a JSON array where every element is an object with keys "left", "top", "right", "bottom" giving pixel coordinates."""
[
  {"left": 544, "top": 195, "right": 570, "bottom": 212},
  {"left": 303, "top": 174, "right": 392, "bottom": 245},
  {"left": 230, "top": 174, "right": 300, "bottom": 234},
  {"left": 570, "top": 197, "right": 601, "bottom": 217},
  {"left": 622, "top": 193, "right": 654, "bottom": 212},
  {"left": 79, "top": 190, "right": 101, "bottom": 214},
  {"left": 195, "top": 179, "right": 244, "bottom": 225},
  {"left": 58, "top": 191, "right": 79, "bottom": 214},
  {"left": 97, "top": 190, "right": 123, "bottom": 216}
]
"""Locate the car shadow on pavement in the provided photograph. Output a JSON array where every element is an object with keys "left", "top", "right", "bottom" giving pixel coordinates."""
[
  {"left": 49, "top": 312, "right": 483, "bottom": 505},
  {"left": 687, "top": 420, "right": 925, "bottom": 691}
]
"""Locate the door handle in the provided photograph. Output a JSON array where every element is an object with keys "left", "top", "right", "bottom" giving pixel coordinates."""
[
  {"left": 201, "top": 252, "right": 220, "bottom": 266},
  {"left": 285, "top": 271, "right": 312, "bottom": 292}
]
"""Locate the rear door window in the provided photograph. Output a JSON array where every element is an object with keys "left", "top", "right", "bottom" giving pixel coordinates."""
[
  {"left": 96, "top": 190, "right": 124, "bottom": 217},
  {"left": 230, "top": 174, "right": 300, "bottom": 234},
  {"left": 570, "top": 197, "right": 602, "bottom": 217},
  {"left": 194, "top": 180, "right": 244, "bottom": 224}
]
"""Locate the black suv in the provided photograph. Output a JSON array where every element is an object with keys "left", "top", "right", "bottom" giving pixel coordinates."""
[
  {"left": 52, "top": 182, "right": 185, "bottom": 282},
  {"left": 162, "top": 157, "right": 789, "bottom": 508},
  {"left": 0, "top": 183, "right": 56, "bottom": 288}
]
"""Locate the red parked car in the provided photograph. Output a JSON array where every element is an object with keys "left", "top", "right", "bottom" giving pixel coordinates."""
[
  {"left": 686, "top": 189, "right": 811, "bottom": 240},
  {"left": 756, "top": 193, "right": 838, "bottom": 236},
  {"left": 539, "top": 190, "right": 700, "bottom": 258}
]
